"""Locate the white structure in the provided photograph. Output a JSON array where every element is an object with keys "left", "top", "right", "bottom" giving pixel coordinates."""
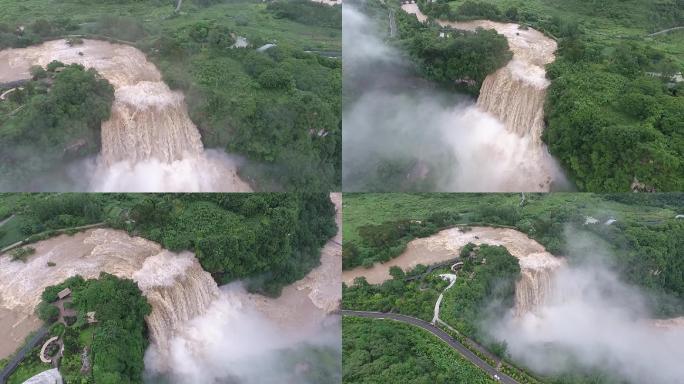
[
  {"left": 256, "top": 43, "right": 276, "bottom": 52},
  {"left": 22, "top": 368, "right": 63, "bottom": 384},
  {"left": 57, "top": 288, "right": 71, "bottom": 300},
  {"left": 584, "top": 216, "right": 599, "bottom": 225}
]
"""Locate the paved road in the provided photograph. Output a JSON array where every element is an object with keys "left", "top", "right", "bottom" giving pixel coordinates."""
[
  {"left": 342, "top": 310, "right": 519, "bottom": 384},
  {"left": 0, "top": 326, "right": 49, "bottom": 384},
  {"left": 0, "top": 215, "right": 14, "bottom": 227}
]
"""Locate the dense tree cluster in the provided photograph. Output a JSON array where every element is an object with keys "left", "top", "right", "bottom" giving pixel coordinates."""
[
  {"left": 38, "top": 273, "right": 151, "bottom": 384},
  {"left": 343, "top": 265, "right": 448, "bottom": 321},
  {"left": 544, "top": 40, "right": 683, "bottom": 191},
  {"left": 395, "top": 9, "right": 511, "bottom": 94},
  {"left": 343, "top": 316, "right": 496, "bottom": 383},
  {"left": 440, "top": 244, "right": 520, "bottom": 343},
  {"left": 266, "top": 0, "right": 342, "bottom": 29},
  {"left": 0, "top": 63, "right": 114, "bottom": 190}
]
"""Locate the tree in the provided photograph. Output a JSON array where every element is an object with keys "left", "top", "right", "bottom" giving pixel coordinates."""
[{"left": 36, "top": 302, "right": 59, "bottom": 323}]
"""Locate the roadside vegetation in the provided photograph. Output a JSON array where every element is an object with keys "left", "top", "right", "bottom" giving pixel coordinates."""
[
  {"left": 343, "top": 316, "right": 497, "bottom": 383},
  {"left": 0, "top": 0, "right": 341, "bottom": 191}
]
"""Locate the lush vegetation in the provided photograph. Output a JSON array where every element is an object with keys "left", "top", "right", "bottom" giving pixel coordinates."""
[
  {"left": 343, "top": 316, "right": 496, "bottom": 383},
  {"left": 0, "top": 62, "right": 114, "bottom": 190},
  {"left": 0, "top": 0, "right": 341, "bottom": 191},
  {"left": 0, "top": 192, "right": 337, "bottom": 296},
  {"left": 343, "top": 193, "right": 684, "bottom": 316},
  {"left": 343, "top": 265, "right": 449, "bottom": 321},
  {"left": 395, "top": 6, "right": 511, "bottom": 94},
  {"left": 342, "top": 193, "right": 683, "bottom": 383},
  {"left": 440, "top": 244, "right": 520, "bottom": 346},
  {"left": 34, "top": 273, "right": 151, "bottom": 384}
]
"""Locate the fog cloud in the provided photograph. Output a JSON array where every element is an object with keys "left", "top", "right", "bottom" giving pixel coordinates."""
[
  {"left": 490, "top": 228, "right": 684, "bottom": 383},
  {"left": 144, "top": 283, "right": 341, "bottom": 384}
]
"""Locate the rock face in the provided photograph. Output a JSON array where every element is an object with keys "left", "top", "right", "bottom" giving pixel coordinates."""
[{"left": 0, "top": 39, "right": 251, "bottom": 192}]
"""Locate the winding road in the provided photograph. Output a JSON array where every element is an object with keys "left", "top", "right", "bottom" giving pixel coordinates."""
[
  {"left": 647, "top": 26, "right": 684, "bottom": 37},
  {"left": 342, "top": 310, "right": 519, "bottom": 384}
]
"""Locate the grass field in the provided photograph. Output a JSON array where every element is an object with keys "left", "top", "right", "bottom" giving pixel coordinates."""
[
  {"left": 439, "top": 0, "right": 683, "bottom": 66},
  {"left": 342, "top": 193, "right": 681, "bottom": 245}
]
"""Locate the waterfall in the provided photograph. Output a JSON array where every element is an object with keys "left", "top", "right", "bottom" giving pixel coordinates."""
[
  {"left": 0, "top": 229, "right": 219, "bottom": 360},
  {"left": 100, "top": 81, "right": 204, "bottom": 165},
  {"left": 133, "top": 251, "right": 220, "bottom": 356},
  {"left": 477, "top": 64, "right": 548, "bottom": 146},
  {"left": 0, "top": 39, "right": 251, "bottom": 191},
  {"left": 514, "top": 266, "right": 556, "bottom": 316}
]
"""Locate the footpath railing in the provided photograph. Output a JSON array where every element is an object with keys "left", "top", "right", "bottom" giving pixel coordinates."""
[{"left": 0, "top": 326, "right": 49, "bottom": 384}]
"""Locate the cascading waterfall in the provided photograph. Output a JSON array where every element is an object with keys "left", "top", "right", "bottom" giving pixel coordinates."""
[
  {"left": 101, "top": 81, "right": 204, "bottom": 165},
  {"left": 514, "top": 264, "right": 557, "bottom": 316},
  {"left": 477, "top": 66, "right": 547, "bottom": 145},
  {"left": 398, "top": 5, "right": 566, "bottom": 191},
  {"left": 133, "top": 251, "right": 220, "bottom": 356},
  {"left": 430, "top": 19, "right": 557, "bottom": 145},
  {"left": 0, "top": 229, "right": 219, "bottom": 360},
  {"left": 0, "top": 39, "right": 251, "bottom": 191}
]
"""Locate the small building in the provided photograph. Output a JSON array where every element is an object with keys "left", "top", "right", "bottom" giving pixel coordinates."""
[
  {"left": 86, "top": 312, "right": 97, "bottom": 324},
  {"left": 57, "top": 288, "right": 71, "bottom": 300}
]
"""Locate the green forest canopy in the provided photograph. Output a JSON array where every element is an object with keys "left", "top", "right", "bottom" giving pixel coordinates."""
[
  {"left": 37, "top": 273, "right": 151, "bottom": 384},
  {"left": 343, "top": 316, "right": 497, "bottom": 384},
  {"left": 0, "top": 62, "right": 114, "bottom": 190}
]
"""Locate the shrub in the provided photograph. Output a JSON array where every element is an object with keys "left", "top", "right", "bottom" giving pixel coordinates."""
[
  {"left": 10, "top": 246, "right": 35, "bottom": 262},
  {"left": 30, "top": 65, "right": 47, "bottom": 79},
  {"left": 36, "top": 302, "right": 59, "bottom": 323},
  {"left": 257, "top": 68, "right": 293, "bottom": 89}
]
